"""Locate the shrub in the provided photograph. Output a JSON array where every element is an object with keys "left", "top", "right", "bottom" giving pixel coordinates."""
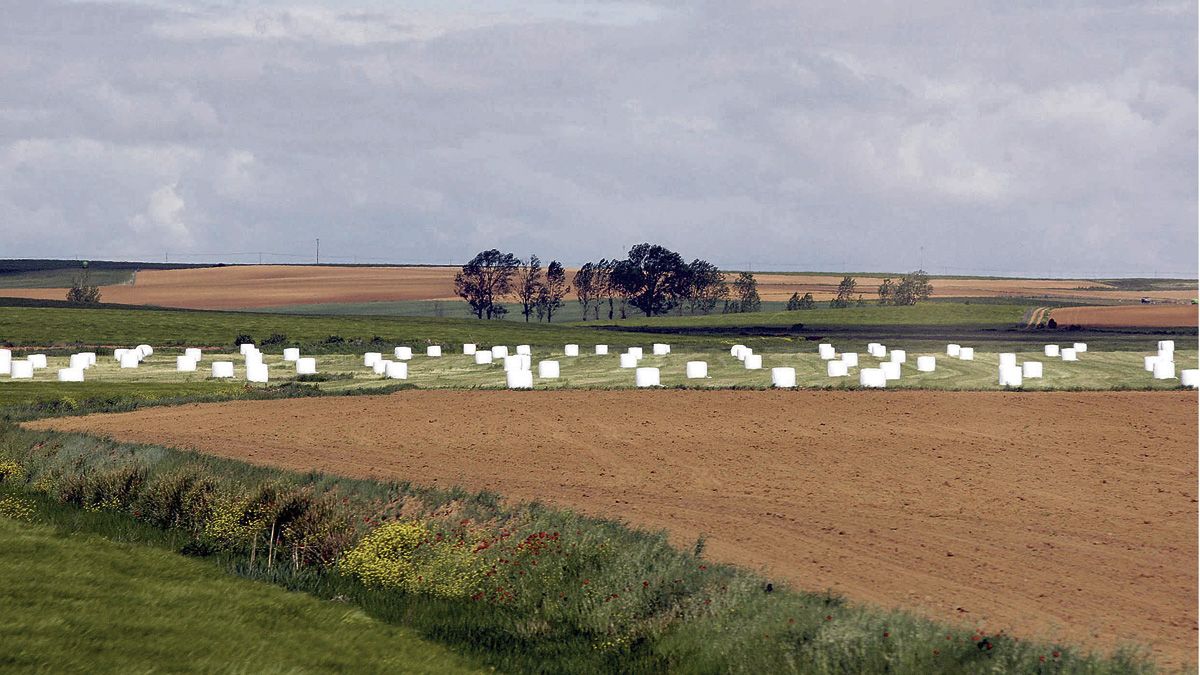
[
  {"left": 262, "top": 333, "right": 288, "bottom": 346},
  {"left": 339, "top": 520, "right": 485, "bottom": 599},
  {"left": 0, "top": 461, "right": 25, "bottom": 483},
  {"left": 232, "top": 333, "right": 254, "bottom": 347}
]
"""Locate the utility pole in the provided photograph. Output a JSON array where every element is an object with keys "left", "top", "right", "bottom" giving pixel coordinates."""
[{"left": 316, "top": 238, "right": 320, "bottom": 265}]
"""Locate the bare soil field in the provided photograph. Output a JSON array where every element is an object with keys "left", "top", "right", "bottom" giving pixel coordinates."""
[
  {"left": 2, "top": 265, "right": 1195, "bottom": 309},
  {"left": 1050, "top": 304, "right": 1198, "bottom": 328},
  {"left": 29, "top": 390, "right": 1197, "bottom": 665}
]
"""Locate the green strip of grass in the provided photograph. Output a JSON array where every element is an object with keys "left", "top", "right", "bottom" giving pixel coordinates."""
[
  {"left": 0, "top": 495, "right": 481, "bottom": 674},
  {"left": 577, "top": 302, "right": 1031, "bottom": 329}
]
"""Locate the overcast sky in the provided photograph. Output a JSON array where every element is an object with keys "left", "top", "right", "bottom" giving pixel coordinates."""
[{"left": 1, "top": 1, "right": 1195, "bottom": 276}]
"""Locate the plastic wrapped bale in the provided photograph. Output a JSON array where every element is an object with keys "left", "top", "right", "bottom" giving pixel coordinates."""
[
  {"left": 1157, "top": 348, "right": 1174, "bottom": 363},
  {"left": 916, "top": 356, "right": 936, "bottom": 372},
  {"left": 426, "top": 346, "right": 442, "bottom": 358},
  {"left": 652, "top": 343, "right": 670, "bottom": 356},
  {"left": 1152, "top": 360, "right": 1175, "bottom": 380},
  {"left": 516, "top": 345, "right": 531, "bottom": 356},
  {"left": 1044, "top": 345, "right": 1060, "bottom": 357},
  {"left": 114, "top": 348, "right": 129, "bottom": 362},
  {"left": 538, "top": 360, "right": 560, "bottom": 378},
  {"left": 0, "top": 350, "right": 11, "bottom": 376},
  {"left": 385, "top": 361, "right": 408, "bottom": 380},
  {"left": 295, "top": 358, "right": 317, "bottom": 375},
  {"left": 364, "top": 352, "right": 382, "bottom": 367},
  {"left": 619, "top": 353, "right": 639, "bottom": 368},
  {"left": 730, "top": 345, "right": 747, "bottom": 358},
  {"left": 211, "top": 361, "right": 235, "bottom": 378},
  {"left": 506, "top": 369, "right": 533, "bottom": 389},
  {"left": 1158, "top": 340, "right": 1175, "bottom": 355},
  {"left": 137, "top": 344, "right": 153, "bottom": 359},
  {"left": 841, "top": 353, "right": 859, "bottom": 368},
  {"left": 735, "top": 348, "right": 752, "bottom": 362},
  {"left": 564, "top": 344, "right": 580, "bottom": 357},
  {"left": 491, "top": 346, "right": 509, "bottom": 359},
  {"left": 57, "top": 367, "right": 84, "bottom": 382},
  {"left": 394, "top": 347, "right": 413, "bottom": 361},
  {"left": 1180, "top": 369, "right": 1199, "bottom": 388},
  {"left": 1022, "top": 361, "right": 1043, "bottom": 378},
  {"left": 635, "top": 367, "right": 660, "bottom": 387},
  {"left": 239, "top": 343, "right": 256, "bottom": 356},
  {"left": 504, "top": 355, "right": 526, "bottom": 372},
  {"left": 1061, "top": 348, "right": 1078, "bottom": 362},
  {"left": 868, "top": 344, "right": 887, "bottom": 358},
  {"left": 958, "top": 347, "right": 975, "bottom": 361},
  {"left": 28, "top": 354, "right": 47, "bottom": 369},
  {"left": 867, "top": 342, "right": 882, "bottom": 353},
  {"left": 69, "top": 353, "right": 91, "bottom": 370},
  {"left": 176, "top": 356, "right": 197, "bottom": 372},
  {"left": 628, "top": 347, "right": 644, "bottom": 359},
  {"left": 245, "top": 351, "right": 264, "bottom": 369},
  {"left": 10, "top": 360, "right": 33, "bottom": 379},
  {"left": 283, "top": 348, "right": 301, "bottom": 362},
  {"left": 184, "top": 347, "right": 203, "bottom": 362},
  {"left": 246, "top": 363, "right": 269, "bottom": 383},
  {"left": 859, "top": 368, "right": 886, "bottom": 388},
  {"left": 81, "top": 352, "right": 97, "bottom": 367},
  {"left": 119, "top": 351, "right": 140, "bottom": 369},
  {"left": 771, "top": 367, "right": 797, "bottom": 388},
  {"left": 685, "top": 361, "right": 708, "bottom": 379},
  {"left": 827, "top": 360, "right": 849, "bottom": 377},
  {"left": 1073, "top": 342, "right": 1088, "bottom": 353},
  {"left": 743, "top": 354, "right": 763, "bottom": 370},
  {"left": 595, "top": 345, "right": 609, "bottom": 355},
  {"left": 1144, "top": 356, "right": 1159, "bottom": 372},
  {"left": 474, "top": 351, "right": 494, "bottom": 365},
  {"left": 999, "top": 365, "right": 1023, "bottom": 387},
  {"left": 463, "top": 343, "right": 477, "bottom": 355},
  {"left": 946, "top": 344, "right": 961, "bottom": 357},
  {"left": 373, "top": 359, "right": 390, "bottom": 375},
  {"left": 818, "top": 343, "right": 836, "bottom": 360},
  {"left": 880, "top": 361, "right": 901, "bottom": 380},
  {"left": 890, "top": 350, "right": 907, "bottom": 364},
  {"left": 519, "top": 354, "right": 532, "bottom": 371},
  {"left": 998, "top": 353, "right": 1017, "bottom": 368}
]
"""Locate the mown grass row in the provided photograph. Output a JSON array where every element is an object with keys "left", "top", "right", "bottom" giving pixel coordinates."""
[{"left": 0, "top": 422, "right": 1153, "bottom": 674}]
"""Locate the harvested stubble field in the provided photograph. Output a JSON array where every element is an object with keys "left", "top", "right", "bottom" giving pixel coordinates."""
[
  {"left": 30, "top": 390, "right": 1198, "bottom": 666},
  {"left": 1050, "top": 304, "right": 1198, "bottom": 328}
]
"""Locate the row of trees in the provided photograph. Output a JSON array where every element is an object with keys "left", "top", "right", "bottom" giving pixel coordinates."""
[{"left": 453, "top": 250, "right": 568, "bottom": 321}]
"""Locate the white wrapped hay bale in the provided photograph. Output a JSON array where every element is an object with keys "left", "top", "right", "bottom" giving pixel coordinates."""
[
  {"left": 283, "top": 348, "right": 301, "bottom": 362},
  {"left": 564, "top": 344, "right": 579, "bottom": 357},
  {"left": 1061, "top": 348, "right": 1078, "bottom": 361},
  {"left": 211, "top": 361, "right": 235, "bottom": 378},
  {"left": 827, "top": 360, "right": 848, "bottom": 377},
  {"left": 652, "top": 343, "right": 670, "bottom": 356},
  {"left": 946, "top": 344, "right": 961, "bottom": 357},
  {"left": 958, "top": 347, "right": 975, "bottom": 361},
  {"left": 295, "top": 357, "right": 317, "bottom": 375},
  {"left": 57, "top": 367, "right": 84, "bottom": 382},
  {"left": 474, "top": 351, "right": 494, "bottom": 365},
  {"left": 916, "top": 356, "right": 936, "bottom": 372},
  {"left": 426, "top": 346, "right": 442, "bottom": 358},
  {"left": 516, "top": 345, "right": 531, "bottom": 356},
  {"left": 595, "top": 345, "right": 609, "bottom": 355},
  {"left": 685, "top": 361, "right": 708, "bottom": 379},
  {"left": 1152, "top": 360, "right": 1175, "bottom": 380},
  {"left": 628, "top": 347, "right": 644, "bottom": 359},
  {"left": 385, "top": 361, "right": 408, "bottom": 379},
  {"left": 999, "top": 365, "right": 1023, "bottom": 387},
  {"left": 246, "top": 363, "right": 269, "bottom": 383},
  {"left": 364, "top": 352, "right": 382, "bottom": 367},
  {"left": 394, "top": 347, "right": 413, "bottom": 360},
  {"left": 503, "top": 355, "right": 526, "bottom": 372},
  {"left": 185, "top": 347, "right": 203, "bottom": 362},
  {"left": 176, "top": 356, "right": 197, "bottom": 372},
  {"left": 818, "top": 343, "right": 836, "bottom": 360},
  {"left": 635, "top": 367, "right": 660, "bottom": 387},
  {"left": 137, "top": 344, "right": 153, "bottom": 359},
  {"left": 998, "top": 353, "right": 1017, "bottom": 368},
  {"left": 114, "top": 348, "right": 129, "bottom": 362},
  {"left": 840, "top": 353, "right": 859, "bottom": 368},
  {"left": 29, "top": 354, "right": 47, "bottom": 369},
  {"left": 743, "top": 354, "right": 762, "bottom": 370},
  {"left": 119, "top": 351, "right": 140, "bottom": 368},
  {"left": 1022, "top": 361, "right": 1043, "bottom": 378},
  {"left": 735, "top": 348, "right": 752, "bottom": 362},
  {"left": 619, "top": 353, "right": 639, "bottom": 368},
  {"left": 69, "top": 353, "right": 90, "bottom": 370},
  {"left": 890, "top": 350, "right": 907, "bottom": 364},
  {"left": 1044, "top": 345, "right": 1060, "bottom": 357},
  {"left": 1180, "top": 369, "right": 1199, "bottom": 388},
  {"left": 730, "top": 344, "right": 748, "bottom": 358},
  {"left": 867, "top": 342, "right": 882, "bottom": 353},
  {"left": 538, "top": 360, "right": 560, "bottom": 378},
  {"left": 1073, "top": 342, "right": 1087, "bottom": 353},
  {"left": 880, "top": 361, "right": 901, "bottom": 380},
  {"left": 245, "top": 351, "right": 264, "bottom": 368},
  {"left": 506, "top": 369, "right": 533, "bottom": 389},
  {"left": 239, "top": 343, "right": 256, "bottom": 355},
  {"left": 0, "top": 350, "right": 10, "bottom": 376},
  {"left": 1157, "top": 349, "right": 1174, "bottom": 363},
  {"left": 868, "top": 344, "right": 887, "bottom": 358},
  {"left": 463, "top": 343, "right": 477, "bottom": 355},
  {"left": 373, "top": 359, "right": 390, "bottom": 375},
  {"left": 1144, "top": 356, "right": 1159, "bottom": 372},
  {"left": 82, "top": 352, "right": 97, "bottom": 367},
  {"left": 10, "top": 360, "right": 33, "bottom": 379},
  {"left": 859, "top": 368, "right": 886, "bottom": 388},
  {"left": 491, "top": 346, "right": 508, "bottom": 359},
  {"left": 771, "top": 367, "right": 796, "bottom": 387},
  {"left": 1158, "top": 340, "right": 1175, "bottom": 354}
]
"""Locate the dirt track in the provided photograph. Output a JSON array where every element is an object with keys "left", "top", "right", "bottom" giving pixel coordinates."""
[
  {"left": 1050, "top": 305, "right": 1198, "bottom": 328},
  {"left": 29, "top": 390, "right": 1197, "bottom": 664},
  {"left": 4, "top": 265, "right": 1195, "bottom": 309}
]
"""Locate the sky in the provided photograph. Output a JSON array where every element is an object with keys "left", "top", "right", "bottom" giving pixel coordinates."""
[{"left": 0, "top": 0, "right": 1196, "bottom": 277}]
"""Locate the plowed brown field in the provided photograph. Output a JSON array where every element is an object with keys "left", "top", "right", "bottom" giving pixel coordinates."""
[
  {"left": 4, "top": 265, "right": 1195, "bottom": 309},
  {"left": 29, "top": 390, "right": 1198, "bottom": 665},
  {"left": 1050, "top": 305, "right": 1198, "bottom": 328}
]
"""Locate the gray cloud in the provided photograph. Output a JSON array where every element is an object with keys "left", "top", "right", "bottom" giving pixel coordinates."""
[{"left": 0, "top": 0, "right": 1194, "bottom": 276}]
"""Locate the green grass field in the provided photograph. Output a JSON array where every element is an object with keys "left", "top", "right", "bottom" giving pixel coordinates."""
[
  {"left": 0, "top": 268, "right": 135, "bottom": 289},
  {"left": 580, "top": 302, "right": 1030, "bottom": 329},
  {"left": 0, "top": 496, "right": 479, "bottom": 674}
]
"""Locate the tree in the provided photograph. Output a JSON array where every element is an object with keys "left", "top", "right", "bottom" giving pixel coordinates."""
[
  {"left": 892, "top": 270, "right": 934, "bottom": 306},
  {"left": 514, "top": 255, "right": 544, "bottom": 322},
  {"left": 454, "top": 249, "right": 520, "bottom": 320},
  {"left": 877, "top": 278, "right": 895, "bottom": 305},
  {"left": 786, "top": 292, "right": 801, "bottom": 311},
  {"left": 611, "top": 244, "right": 687, "bottom": 317},
  {"left": 829, "top": 276, "right": 856, "bottom": 309},
  {"left": 596, "top": 258, "right": 618, "bottom": 320},
  {"left": 799, "top": 292, "right": 815, "bottom": 309},
  {"left": 682, "top": 259, "right": 726, "bottom": 314},
  {"left": 66, "top": 261, "right": 101, "bottom": 304},
  {"left": 731, "top": 272, "right": 761, "bottom": 313},
  {"left": 573, "top": 262, "right": 598, "bottom": 321},
  {"left": 538, "top": 260, "right": 568, "bottom": 322}
]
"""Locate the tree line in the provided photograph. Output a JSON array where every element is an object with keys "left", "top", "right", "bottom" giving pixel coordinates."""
[{"left": 454, "top": 244, "right": 932, "bottom": 321}]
